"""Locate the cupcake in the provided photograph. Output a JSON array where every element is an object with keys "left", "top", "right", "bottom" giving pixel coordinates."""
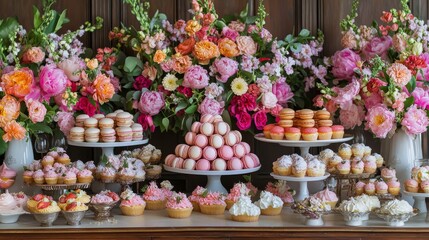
[
  {"left": 77, "top": 169, "right": 93, "bottom": 183},
  {"left": 364, "top": 182, "right": 375, "bottom": 195},
  {"left": 351, "top": 160, "right": 364, "bottom": 174},
  {"left": 64, "top": 171, "right": 77, "bottom": 185},
  {"left": 44, "top": 171, "right": 58, "bottom": 185},
  {"left": 338, "top": 143, "right": 352, "bottom": 160},
  {"left": 318, "top": 149, "right": 335, "bottom": 164},
  {"left": 269, "top": 126, "right": 284, "bottom": 140},
  {"left": 32, "top": 170, "right": 45, "bottom": 184},
  {"left": 421, "top": 180, "right": 429, "bottom": 193},
  {"left": 306, "top": 158, "right": 326, "bottom": 177},
  {"left": 56, "top": 153, "right": 71, "bottom": 165},
  {"left": 387, "top": 178, "right": 401, "bottom": 195},
  {"left": 41, "top": 156, "right": 55, "bottom": 167},
  {"left": 374, "top": 153, "right": 384, "bottom": 168},
  {"left": 331, "top": 125, "right": 344, "bottom": 139},
  {"left": 29, "top": 195, "right": 60, "bottom": 214},
  {"left": 90, "top": 190, "right": 119, "bottom": 205},
  {"left": 292, "top": 157, "right": 307, "bottom": 177},
  {"left": 199, "top": 192, "right": 226, "bottom": 215},
  {"left": 375, "top": 181, "right": 388, "bottom": 194},
  {"left": 284, "top": 127, "right": 301, "bottom": 141},
  {"left": 100, "top": 167, "right": 116, "bottom": 183},
  {"left": 23, "top": 170, "right": 34, "bottom": 184},
  {"left": 265, "top": 181, "right": 295, "bottom": 206},
  {"left": 120, "top": 188, "right": 146, "bottom": 216},
  {"left": 229, "top": 196, "right": 260, "bottom": 222},
  {"left": 405, "top": 179, "right": 419, "bottom": 193},
  {"left": 160, "top": 180, "right": 174, "bottom": 198},
  {"left": 354, "top": 181, "right": 366, "bottom": 196},
  {"left": 263, "top": 124, "right": 276, "bottom": 139},
  {"left": 225, "top": 183, "right": 251, "bottom": 210},
  {"left": 62, "top": 200, "right": 88, "bottom": 212},
  {"left": 355, "top": 194, "right": 380, "bottom": 211},
  {"left": 273, "top": 155, "right": 293, "bottom": 176},
  {"left": 378, "top": 199, "right": 413, "bottom": 215},
  {"left": 301, "top": 127, "right": 318, "bottom": 141},
  {"left": 364, "top": 160, "right": 377, "bottom": 174},
  {"left": 166, "top": 192, "right": 193, "bottom": 218},
  {"left": 255, "top": 191, "right": 283, "bottom": 215},
  {"left": 364, "top": 146, "right": 372, "bottom": 156},
  {"left": 142, "top": 181, "right": 167, "bottom": 210},
  {"left": 318, "top": 127, "right": 332, "bottom": 140},
  {"left": 336, "top": 160, "right": 351, "bottom": 175},
  {"left": 117, "top": 167, "right": 136, "bottom": 183},
  {"left": 313, "top": 188, "right": 338, "bottom": 208},
  {"left": 381, "top": 167, "right": 396, "bottom": 182},
  {"left": 188, "top": 186, "right": 207, "bottom": 212},
  {"left": 351, "top": 143, "right": 365, "bottom": 158},
  {"left": 328, "top": 154, "right": 343, "bottom": 173}
]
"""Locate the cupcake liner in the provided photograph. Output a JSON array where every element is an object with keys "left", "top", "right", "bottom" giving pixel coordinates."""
[
  {"left": 120, "top": 205, "right": 145, "bottom": 216},
  {"left": 200, "top": 204, "right": 226, "bottom": 215},
  {"left": 261, "top": 206, "right": 282, "bottom": 216},
  {"left": 167, "top": 208, "right": 192, "bottom": 218},
  {"left": 145, "top": 200, "right": 166, "bottom": 210},
  {"left": 231, "top": 214, "right": 259, "bottom": 222}
]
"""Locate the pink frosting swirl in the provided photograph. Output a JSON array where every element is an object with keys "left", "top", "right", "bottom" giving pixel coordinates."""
[
  {"left": 166, "top": 192, "right": 193, "bottom": 209},
  {"left": 143, "top": 181, "right": 166, "bottom": 201},
  {"left": 44, "top": 171, "right": 58, "bottom": 178},
  {"left": 120, "top": 195, "right": 146, "bottom": 207},
  {"left": 78, "top": 169, "right": 93, "bottom": 177},
  {"left": 91, "top": 195, "right": 114, "bottom": 204},
  {"left": 226, "top": 183, "right": 250, "bottom": 201},
  {"left": 32, "top": 170, "right": 44, "bottom": 179},
  {"left": 198, "top": 192, "right": 226, "bottom": 206},
  {"left": 64, "top": 171, "right": 77, "bottom": 179},
  {"left": 313, "top": 188, "right": 338, "bottom": 202}
]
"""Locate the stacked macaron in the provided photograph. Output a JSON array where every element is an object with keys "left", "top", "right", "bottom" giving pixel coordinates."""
[
  {"left": 69, "top": 110, "right": 144, "bottom": 143},
  {"left": 263, "top": 108, "right": 345, "bottom": 141},
  {"left": 164, "top": 114, "right": 261, "bottom": 171}
]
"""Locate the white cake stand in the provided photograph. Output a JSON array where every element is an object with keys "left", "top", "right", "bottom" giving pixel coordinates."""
[
  {"left": 403, "top": 191, "right": 428, "bottom": 216},
  {"left": 67, "top": 139, "right": 149, "bottom": 157},
  {"left": 270, "top": 173, "right": 330, "bottom": 201},
  {"left": 254, "top": 133, "right": 353, "bottom": 156},
  {"left": 164, "top": 165, "right": 261, "bottom": 194}
]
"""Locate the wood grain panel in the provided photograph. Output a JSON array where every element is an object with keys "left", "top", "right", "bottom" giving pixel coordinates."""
[
  {"left": 120, "top": 0, "right": 176, "bottom": 30},
  {"left": 263, "top": 0, "right": 295, "bottom": 38}
]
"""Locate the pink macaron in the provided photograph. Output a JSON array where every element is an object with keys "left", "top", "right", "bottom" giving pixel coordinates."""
[
  {"left": 188, "top": 146, "right": 203, "bottom": 160},
  {"left": 185, "top": 132, "right": 196, "bottom": 145},
  {"left": 212, "top": 115, "right": 223, "bottom": 123},
  {"left": 209, "top": 134, "right": 224, "bottom": 149},
  {"left": 214, "top": 121, "right": 230, "bottom": 136},
  {"left": 240, "top": 142, "right": 251, "bottom": 154},
  {"left": 183, "top": 159, "right": 196, "bottom": 170},
  {"left": 249, "top": 153, "right": 260, "bottom": 167},
  {"left": 200, "top": 122, "right": 214, "bottom": 136},
  {"left": 203, "top": 146, "right": 217, "bottom": 161},
  {"left": 194, "top": 134, "right": 209, "bottom": 148},
  {"left": 171, "top": 157, "right": 184, "bottom": 169},
  {"left": 228, "top": 157, "right": 244, "bottom": 170},
  {"left": 241, "top": 155, "right": 256, "bottom": 169},
  {"left": 177, "top": 144, "right": 190, "bottom": 159},
  {"left": 164, "top": 154, "right": 176, "bottom": 166},
  {"left": 218, "top": 145, "right": 234, "bottom": 160},
  {"left": 191, "top": 122, "right": 201, "bottom": 133},
  {"left": 200, "top": 114, "right": 214, "bottom": 123},
  {"left": 232, "top": 143, "right": 246, "bottom": 158},
  {"left": 211, "top": 158, "right": 227, "bottom": 171},
  {"left": 195, "top": 159, "right": 211, "bottom": 171},
  {"left": 224, "top": 132, "right": 237, "bottom": 146},
  {"left": 232, "top": 130, "right": 242, "bottom": 142}
]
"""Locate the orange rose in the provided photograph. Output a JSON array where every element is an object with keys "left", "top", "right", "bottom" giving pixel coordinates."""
[
  {"left": 142, "top": 63, "right": 157, "bottom": 81},
  {"left": 172, "top": 54, "right": 192, "bottom": 74},
  {"left": 22, "top": 47, "right": 45, "bottom": 64},
  {"left": 153, "top": 50, "right": 166, "bottom": 64},
  {"left": 176, "top": 37, "right": 196, "bottom": 55},
  {"left": 0, "top": 95, "right": 20, "bottom": 128},
  {"left": 193, "top": 40, "right": 220, "bottom": 65},
  {"left": 92, "top": 74, "right": 115, "bottom": 104},
  {"left": 2, "top": 120, "right": 26, "bottom": 142},
  {"left": 1, "top": 68, "right": 33, "bottom": 99},
  {"left": 218, "top": 38, "right": 239, "bottom": 58},
  {"left": 86, "top": 58, "right": 99, "bottom": 70},
  {"left": 185, "top": 20, "right": 202, "bottom": 36}
]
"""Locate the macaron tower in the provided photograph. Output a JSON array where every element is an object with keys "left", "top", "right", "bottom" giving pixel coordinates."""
[{"left": 164, "top": 114, "right": 261, "bottom": 171}]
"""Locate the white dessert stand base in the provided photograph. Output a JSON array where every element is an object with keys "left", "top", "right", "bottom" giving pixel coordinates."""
[
  {"left": 305, "top": 218, "right": 324, "bottom": 226},
  {"left": 67, "top": 139, "right": 149, "bottom": 157},
  {"left": 164, "top": 165, "right": 261, "bottom": 194},
  {"left": 270, "top": 173, "right": 330, "bottom": 201},
  {"left": 404, "top": 191, "right": 428, "bottom": 222}
]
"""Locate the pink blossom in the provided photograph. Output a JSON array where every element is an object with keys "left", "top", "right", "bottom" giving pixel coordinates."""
[
  {"left": 392, "top": 92, "right": 408, "bottom": 112},
  {"left": 332, "top": 78, "right": 360, "bottom": 108},
  {"left": 228, "top": 94, "right": 257, "bottom": 116},
  {"left": 235, "top": 111, "right": 252, "bottom": 130},
  {"left": 253, "top": 110, "right": 267, "bottom": 130},
  {"left": 138, "top": 91, "right": 165, "bottom": 116},
  {"left": 261, "top": 92, "right": 278, "bottom": 109},
  {"left": 221, "top": 27, "right": 239, "bottom": 41},
  {"left": 211, "top": 58, "right": 238, "bottom": 83},
  {"left": 362, "top": 36, "right": 392, "bottom": 60},
  {"left": 58, "top": 57, "right": 85, "bottom": 82},
  {"left": 133, "top": 75, "right": 152, "bottom": 90},
  {"left": 160, "top": 59, "right": 174, "bottom": 72},
  {"left": 365, "top": 104, "right": 396, "bottom": 138},
  {"left": 272, "top": 82, "right": 294, "bottom": 106},
  {"left": 363, "top": 92, "right": 383, "bottom": 109},
  {"left": 331, "top": 48, "right": 361, "bottom": 80},
  {"left": 22, "top": 47, "right": 45, "bottom": 64},
  {"left": 412, "top": 87, "right": 429, "bottom": 110},
  {"left": 27, "top": 100, "right": 47, "bottom": 123},
  {"left": 54, "top": 93, "right": 70, "bottom": 112},
  {"left": 401, "top": 105, "right": 429, "bottom": 135},
  {"left": 183, "top": 65, "right": 209, "bottom": 89},
  {"left": 74, "top": 97, "right": 97, "bottom": 116},
  {"left": 339, "top": 104, "right": 365, "bottom": 129},
  {"left": 110, "top": 77, "right": 121, "bottom": 92},
  {"left": 198, "top": 98, "right": 223, "bottom": 115},
  {"left": 55, "top": 111, "right": 75, "bottom": 136},
  {"left": 25, "top": 80, "right": 42, "bottom": 102},
  {"left": 39, "top": 64, "right": 68, "bottom": 100},
  {"left": 236, "top": 36, "right": 257, "bottom": 55},
  {"left": 326, "top": 100, "right": 337, "bottom": 113},
  {"left": 270, "top": 104, "right": 282, "bottom": 116},
  {"left": 137, "top": 113, "right": 155, "bottom": 132},
  {"left": 313, "top": 95, "right": 324, "bottom": 108}
]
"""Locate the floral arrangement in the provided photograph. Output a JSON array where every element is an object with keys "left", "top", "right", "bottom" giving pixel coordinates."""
[
  {"left": 0, "top": 0, "right": 106, "bottom": 154},
  {"left": 315, "top": 0, "right": 429, "bottom": 138},
  {"left": 110, "top": 0, "right": 324, "bottom": 133}
]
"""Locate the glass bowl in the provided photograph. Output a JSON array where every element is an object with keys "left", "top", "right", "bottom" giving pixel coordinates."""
[
  {"left": 88, "top": 201, "right": 118, "bottom": 221},
  {"left": 62, "top": 210, "right": 87, "bottom": 226},
  {"left": 0, "top": 211, "right": 28, "bottom": 223},
  {"left": 337, "top": 210, "right": 369, "bottom": 226},
  {"left": 374, "top": 209, "right": 419, "bottom": 226},
  {"left": 32, "top": 212, "right": 60, "bottom": 227}
]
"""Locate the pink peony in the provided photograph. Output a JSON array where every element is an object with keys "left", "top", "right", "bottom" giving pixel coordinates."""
[
  {"left": 58, "top": 57, "right": 85, "bottom": 82},
  {"left": 228, "top": 94, "right": 257, "bottom": 116},
  {"left": 211, "top": 57, "right": 238, "bottom": 83},
  {"left": 74, "top": 97, "right": 97, "bottom": 116},
  {"left": 183, "top": 65, "right": 209, "bottom": 89},
  {"left": 332, "top": 78, "right": 360, "bottom": 108},
  {"left": 261, "top": 92, "right": 278, "bottom": 109},
  {"left": 133, "top": 75, "right": 152, "bottom": 90},
  {"left": 39, "top": 64, "right": 68, "bottom": 100},
  {"left": 272, "top": 81, "right": 294, "bottom": 106},
  {"left": 339, "top": 104, "right": 365, "bottom": 129},
  {"left": 236, "top": 36, "right": 257, "bottom": 55},
  {"left": 138, "top": 91, "right": 165, "bottom": 116},
  {"left": 54, "top": 93, "right": 70, "bottom": 112},
  {"left": 25, "top": 81, "right": 42, "bottom": 102},
  {"left": 270, "top": 104, "right": 282, "bottom": 117},
  {"left": 221, "top": 27, "right": 239, "bottom": 41},
  {"left": 27, "top": 100, "right": 47, "bottom": 123},
  {"left": 331, "top": 48, "right": 361, "bottom": 80},
  {"left": 137, "top": 113, "right": 155, "bottom": 132},
  {"left": 365, "top": 104, "right": 396, "bottom": 138},
  {"left": 198, "top": 97, "right": 223, "bottom": 115},
  {"left": 363, "top": 92, "right": 383, "bottom": 109},
  {"left": 412, "top": 87, "right": 429, "bottom": 110},
  {"left": 362, "top": 36, "right": 392, "bottom": 60},
  {"left": 401, "top": 105, "right": 429, "bottom": 135},
  {"left": 55, "top": 111, "right": 75, "bottom": 136},
  {"left": 253, "top": 110, "right": 267, "bottom": 130},
  {"left": 392, "top": 34, "right": 407, "bottom": 52},
  {"left": 22, "top": 47, "right": 45, "bottom": 64},
  {"left": 235, "top": 111, "right": 251, "bottom": 130}
]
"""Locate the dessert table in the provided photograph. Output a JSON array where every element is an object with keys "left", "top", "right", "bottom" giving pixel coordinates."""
[{"left": 1, "top": 208, "right": 429, "bottom": 239}]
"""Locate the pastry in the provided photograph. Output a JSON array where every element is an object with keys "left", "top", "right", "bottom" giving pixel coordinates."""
[
  {"left": 143, "top": 181, "right": 167, "bottom": 210},
  {"left": 279, "top": 108, "right": 295, "bottom": 120},
  {"left": 229, "top": 196, "right": 260, "bottom": 222},
  {"left": 214, "top": 121, "right": 230, "bottom": 136},
  {"left": 351, "top": 143, "right": 365, "bottom": 158},
  {"left": 269, "top": 126, "right": 284, "bottom": 140},
  {"left": 374, "top": 153, "right": 384, "bottom": 168},
  {"left": 318, "top": 127, "right": 332, "bottom": 140},
  {"left": 69, "top": 127, "right": 85, "bottom": 142},
  {"left": 75, "top": 114, "right": 89, "bottom": 127},
  {"left": 98, "top": 118, "right": 114, "bottom": 129},
  {"left": 354, "top": 181, "right": 366, "bottom": 195},
  {"left": 188, "top": 186, "right": 207, "bottom": 211},
  {"left": 351, "top": 160, "right": 364, "bottom": 174},
  {"left": 292, "top": 157, "right": 307, "bottom": 177},
  {"left": 306, "top": 158, "right": 325, "bottom": 177},
  {"left": 405, "top": 179, "right": 419, "bottom": 193},
  {"left": 273, "top": 155, "right": 293, "bottom": 176},
  {"left": 301, "top": 127, "right": 318, "bottom": 141},
  {"left": 83, "top": 117, "right": 98, "bottom": 128},
  {"left": 331, "top": 125, "right": 344, "bottom": 139},
  {"left": 338, "top": 143, "right": 352, "bottom": 160},
  {"left": 313, "top": 188, "right": 338, "bottom": 208},
  {"left": 375, "top": 181, "right": 388, "bottom": 194},
  {"left": 255, "top": 191, "right": 283, "bottom": 215},
  {"left": 379, "top": 199, "right": 413, "bottom": 215},
  {"left": 381, "top": 167, "right": 396, "bottom": 182},
  {"left": 364, "top": 182, "right": 375, "bottom": 195},
  {"left": 120, "top": 188, "right": 146, "bottom": 216},
  {"left": 284, "top": 127, "right": 301, "bottom": 140},
  {"left": 278, "top": 119, "right": 293, "bottom": 128},
  {"left": 116, "top": 126, "right": 133, "bottom": 142},
  {"left": 387, "top": 178, "right": 400, "bottom": 195},
  {"left": 297, "top": 119, "right": 315, "bottom": 128},
  {"left": 336, "top": 160, "right": 351, "bottom": 175},
  {"left": 296, "top": 109, "right": 314, "bottom": 119},
  {"left": 115, "top": 112, "right": 133, "bottom": 127},
  {"left": 314, "top": 110, "right": 330, "bottom": 120},
  {"left": 225, "top": 183, "right": 251, "bottom": 210},
  {"left": 84, "top": 127, "right": 100, "bottom": 142},
  {"left": 166, "top": 192, "right": 193, "bottom": 218},
  {"left": 199, "top": 192, "right": 226, "bottom": 215}
]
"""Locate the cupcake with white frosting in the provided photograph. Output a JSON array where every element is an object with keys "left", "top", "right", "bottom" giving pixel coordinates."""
[
  {"left": 229, "top": 196, "right": 260, "bottom": 222},
  {"left": 255, "top": 191, "right": 283, "bottom": 215}
]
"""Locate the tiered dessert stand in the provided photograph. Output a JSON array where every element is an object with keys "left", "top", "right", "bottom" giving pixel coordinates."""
[
  {"left": 255, "top": 133, "right": 353, "bottom": 201},
  {"left": 163, "top": 165, "right": 261, "bottom": 194},
  {"left": 404, "top": 191, "right": 429, "bottom": 221}
]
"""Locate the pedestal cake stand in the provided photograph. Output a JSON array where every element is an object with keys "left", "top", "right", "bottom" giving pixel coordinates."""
[
  {"left": 270, "top": 173, "right": 330, "bottom": 201},
  {"left": 164, "top": 165, "right": 261, "bottom": 194}
]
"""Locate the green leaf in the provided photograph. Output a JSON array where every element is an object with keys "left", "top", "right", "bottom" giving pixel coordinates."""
[
  {"left": 0, "top": 17, "right": 19, "bottom": 40},
  {"left": 214, "top": 20, "right": 227, "bottom": 30},
  {"left": 132, "top": 90, "right": 141, "bottom": 100},
  {"left": 299, "top": 29, "right": 310, "bottom": 37},
  {"left": 406, "top": 76, "right": 417, "bottom": 93},
  {"left": 245, "top": 16, "right": 257, "bottom": 24},
  {"left": 175, "top": 102, "right": 188, "bottom": 113},
  {"left": 110, "top": 93, "right": 122, "bottom": 102},
  {"left": 290, "top": 43, "right": 302, "bottom": 53},
  {"left": 222, "top": 110, "right": 232, "bottom": 127},
  {"left": 162, "top": 117, "right": 170, "bottom": 131},
  {"left": 54, "top": 10, "right": 69, "bottom": 33},
  {"left": 185, "top": 116, "right": 193, "bottom": 132},
  {"left": 111, "top": 66, "right": 123, "bottom": 77},
  {"left": 243, "top": 174, "right": 251, "bottom": 182},
  {"left": 185, "top": 104, "right": 197, "bottom": 114},
  {"left": 124, "top": 57, "right": 143, "bottom": 73},
  {"left": 28, "top": 123, "right": 53, "bottom": 135},
  {"left": 284, "top": 34, "right": 294, "bottom": 43},
  {"left": 33, "top": 6, "right": 42, "bottom": 29},
  {"left": 239, "top": 4, "right": 249, "bottom": 19},
  {"left": 126, "top": 90, "right": 135, "bottom": 101},
  {"left": 404, "top": 96, "right": 414, "bottom": 109},
  {"left": 0, "top": 129, "right": 7, "bottom": 155}
]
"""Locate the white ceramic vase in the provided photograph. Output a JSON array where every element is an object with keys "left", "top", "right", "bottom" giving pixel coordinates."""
[
  {"left": 4, "top": 135, "right": 34, "bottom": 195},
  {"left": 380, "top": 129, "right": 420, "bottom": 204}
]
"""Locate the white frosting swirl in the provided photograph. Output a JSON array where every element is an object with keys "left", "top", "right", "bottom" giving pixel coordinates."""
[
  {"left": 338, "top": 198, "right": 369, "bottom": 213},
  {"left": 255, "top": 191, "right": 283, "bottom": 209},
  {"left": 293, "top": 159, "right": 307, "bottom": 171},
  {"left": 354, "top": 194, "right": 380, "bottom": 210},
  {"left": 160, "top": 180, "right": 174, "bottom": 190},
  {"left": 277, "top": 155, "right": 293, "bottom": 167},
  {"left": 229, "top": 196, "right": 260, "bottom": 216},
  {"left": 380, "top": 199, "right": 413, "bottom": 215}
]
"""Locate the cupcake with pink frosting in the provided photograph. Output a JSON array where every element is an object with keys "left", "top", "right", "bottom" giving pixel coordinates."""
[
  {"left": 387, "top": 178, "right": 400, "bottom": 195},
  {"left": 23, "top": 170, "right": 34, "bottom": 184},
  {"left": 265, "top": 181, "right": 294, "bottom": 206},
  {"left": 0, "top": 163, "right": 16, "bottom": 188},
  {"left": 44, "top": 171, "right": 58, "bottom": 185},
  {"left": 120, "top": 188, "right": 146, "bottom": 216},
  {"left": 381, "top": 167, "right": 396, "bottom": 182},
  {"left": 405, "top": 179, "right": 419, "bottom": 193},
  {"left": 421, "top": 180, "right": 429, "bottom": 193},
  {"left": 32, "top": 170, "right": 45, "bottom": 184},
  {"left": 142, "top": 181, "right": 167, "bottom": 210},
  {"left": 355, "top": 181, "right": 366, "bottom": 195},
  {"left": 91, "top": 190, "right": 119, "bottom": 204},
  {"left": 375, "top": 181, "right": 388, "bottom": 194},
  {"left": 198, "top": 192, "right": 226, "bottom": 215},
  {"left": 77, "top": 169, "right": 94, "bottom": 183},
  {"left": 64, "top": 171, "right": 77, "bottom": 184},
  {"left": 166, "top": 192, "right": 193, "bottom": 218},
  {"left": 313, "top": 188, "right": 338, "bottom": 208},
  {"left": 188, "top": 186, "right": 207, "bottom": 212},
  {"left": 160, "top": 180, "right": 174, "bottom": 198},
  {"left": 225, "top": 183, "right": 250, "bottom": 210},
  {"left": 364, "top": 182, "right": 375, "bottom": 195}
]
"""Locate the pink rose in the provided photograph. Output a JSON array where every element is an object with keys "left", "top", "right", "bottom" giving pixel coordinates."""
[
  {"left": 363, "top": 92, "right": 383, "bottom": 109},
  {"left": 222, "top": 27, "right": 239, "bottom": 41},
  {"left": 365, "top": 104, "right": 395, "bottom": 138},
  {"left": 270, "top": 104, "right": 282, "bottom": 117},
  {"left": 74, "top": 97, "right": 97, "bottom": 116},
  {"left": 236, "top": 36, "right": 257, "bottom": 55},
  {"left": 412, "top": 87, "right": 429, "bottom": 110},
  {"left": 331, "top": 48, "right": 361, "bottom": 80},
  {"left": 183, "top": 65, "right": 209, "bottom": 89},
  {"left": 22, "top": 47, "right": 45, "bottom": 64},
  {"left": 313, "top": 95, "right": 324, "bottom": 108},
  {"left": 339, "top": 104, "right": 365, "bottom": 129},
  {"left": 253, "top": 110, "right": 267, "bottom": 130},
  {"left": 362, "top": 36, "right": 392, "bottom": 60},
  {"left": 138, "top": 91, "right": 165, "bottom": 116},
  {"left": 54, "top": 93, "right": 70, "bottom": 112},
  {"left": 235, "top": 112, "right": 251, "bottom": 130},
  {"left": 228, "top": 21, "right": 245, "bottom": 32},
  {"left": 55, "top": 111, "right": 75, "bottom": 136},
  {"left": 39, "top": 64, "right": 68, "bottom": 100},
  {"left": 273, "top": 82, "right": 294, "bottom": 106},
  {"left": 160, "top": 59, "right": 174, "bottom": 73},
  {"left": 198, "top": 98, "right": 223, "bottom": 115},
  {"left": 58, "top": 57, "right": 85, "bottom": 82},
  {"left": 332, "top": 78, "right": 360, "bottom": 108},
  {"left": 261, "top": 92, "right": 278, "bottom": 109},
  {"left": 401, "top": 105, "right": 429, "bottom": 135},
  {"left": 27, "top": 100, "right": 47, "bottom": 123},
  {"left": 110, "top": 77, "right": 121, "bottom": 92},
  {"left": 137, "top": 113, "right": 155, "bottom": 132},
  {"left": 133, "top": 75, "right": 152, "bottom": 90},
  {"left": 211, "top": 57, "right": 238, "bottom": 83}
]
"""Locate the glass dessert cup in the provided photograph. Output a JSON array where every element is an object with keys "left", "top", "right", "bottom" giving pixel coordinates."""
[
  {"left": 62, "top": 210, "right": 87, "bottom": 226},
  {"left": 89, "top": 201, "right": 118, "bottom": 221},
  {"left": 32, "top": 212, "right": 60, "bottom": 227},
  {"left": 374, "top": 209, "right": 419, "bottom": 227}
]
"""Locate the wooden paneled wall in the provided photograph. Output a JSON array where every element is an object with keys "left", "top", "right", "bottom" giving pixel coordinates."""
[{"left": 1, "top": 0, "right": 429, "bottom": 192}]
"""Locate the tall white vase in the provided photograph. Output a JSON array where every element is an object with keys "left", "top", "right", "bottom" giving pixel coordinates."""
[
  {"left": 380, "top": 129, "right": 418, "bottom": 204},
  {"left": 4, "top": 135, "right": 34, "bottom": 195}
]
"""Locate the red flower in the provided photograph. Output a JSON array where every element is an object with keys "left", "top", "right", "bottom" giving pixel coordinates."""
[
  {"left": 74, "top": 97, "right": 98, "bottom": 116},
  {"left": 404, "top": 55, "right": 427, "bottom": 75},
  {"left": 235, "top": 111, "right": 252, "bottom": 130},
  {"left": 137, "top": 113, "right": 155, "bottom": 132},
  {"left": 380, "top": 11, "right": 393, "bottom": 23},
  {"left": 366, "top": 78, "right": 387, "bottom": 93},
  {"left": 253, "top": 110, "right": 267, "bottom": 130},
  {"left": 133, "top": 75, "right": 152, "bottom": 90},
  {"left": 177, "top": 86, "right": 193, "bottom": 98},
  {"left": 259, "top": 57, "right": 271, "bottom": 62}
]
